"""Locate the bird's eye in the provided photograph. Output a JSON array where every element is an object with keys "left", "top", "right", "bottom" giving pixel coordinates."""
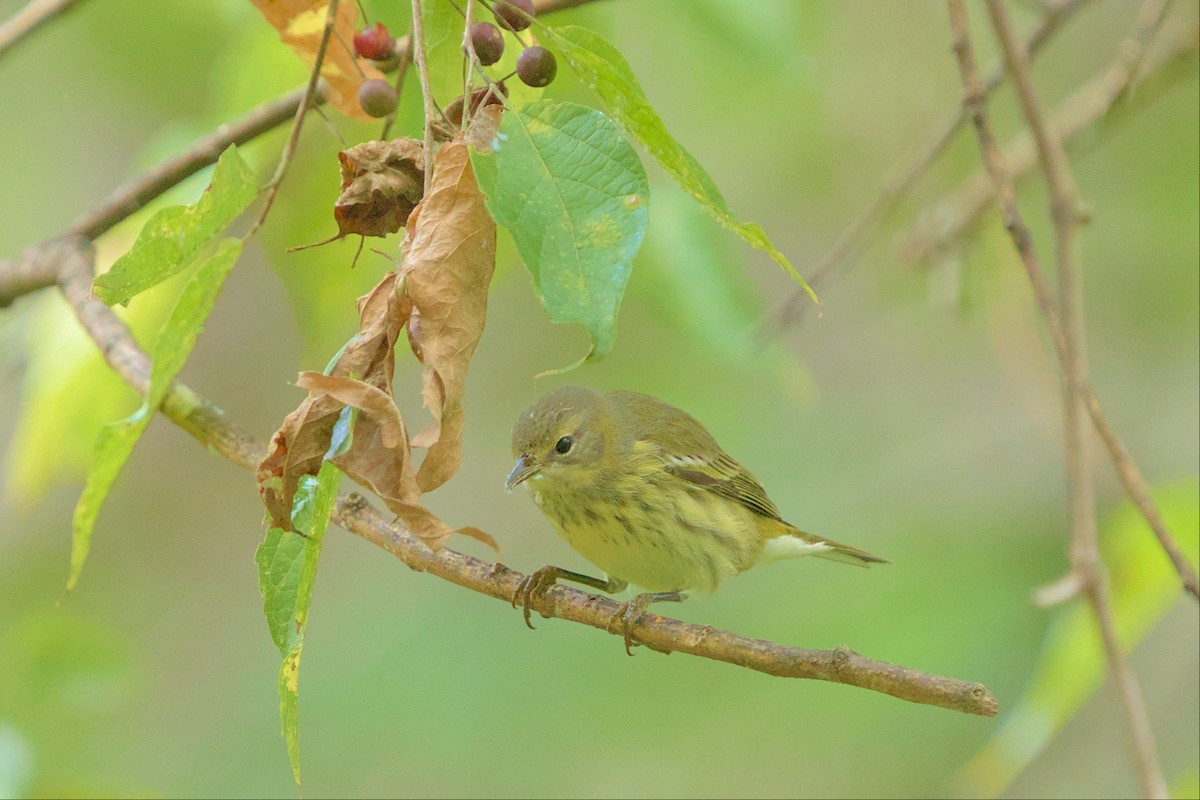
[{"left": 555, "top": 435, "right": 574, "bottom": 454}]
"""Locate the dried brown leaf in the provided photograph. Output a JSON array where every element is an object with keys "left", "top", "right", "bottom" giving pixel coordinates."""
[
  {"left": 399, "top": 139, "right": 497, "bottom": 492},
  {"left": 334, "top": 138, "right": 425, "bottom": 238},
  {"left": 249, "top": 0, "right": 385, "bottom": 121},
  {"left": 258, "top": 272, "right": 408, "bottom": 530},
  {"left": 296, "top": 372, "right": 405, "bottom": 448}
]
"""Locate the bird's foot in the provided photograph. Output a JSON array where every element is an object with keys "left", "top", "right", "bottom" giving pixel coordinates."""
[
  {"left": 511, "top": 565, "right": 620, "bottom": 629},
  {"left": 511, "top": 566, "right": 569, "bottom": 630},
  {"left": 607, "top": 591, "right": 686, "bottom": 656}
]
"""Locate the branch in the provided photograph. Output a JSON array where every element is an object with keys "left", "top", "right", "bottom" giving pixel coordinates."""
[
  {"left": 63, "top": 0, "right": 607, "bottom": 243},
  {"left": 38, "top": 237, "right": 998, "bottom": 717},
  {"left": 902, "top": 4, "right": 1192, "bottom": 269},
  {"left": 940, "top": 4, "right": 1200, "bottom": 602},
  {"left": 761, "top": 0, "right": 1091, "bottom": 336},
  {"left": 0, "top": 237, "right": 72, "bottom": 308},
  {"left": 985, "top": 2, "right": 1166, "bottom": 796},
  {"left": 0, "top": 0, "right": 84, "bottom": 61},
  {"left": 951, "top": 2, "right": 1167, "bottom": 794}
]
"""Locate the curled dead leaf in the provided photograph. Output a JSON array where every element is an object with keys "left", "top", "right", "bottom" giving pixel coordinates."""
[
  {"left": 249, "top": 0, "right": 386, "bottom": 120},
  {"left": 258, "top": 272, "right": 410, "bottom": 531},
  {"left": 334, "top": 138, "right": 425, "bottom": 239},
  {"left": 399, "top": 138, "right": 497, "bottom": 492}
]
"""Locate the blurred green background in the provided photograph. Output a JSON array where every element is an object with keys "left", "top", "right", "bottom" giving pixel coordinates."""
[{"left": 1, "top": 0, "right": 1197, "bottom": 797}]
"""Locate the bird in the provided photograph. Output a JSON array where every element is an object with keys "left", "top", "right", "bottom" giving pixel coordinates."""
[{"left": 505, "top": 385, "right": 886, "bottom": 653}]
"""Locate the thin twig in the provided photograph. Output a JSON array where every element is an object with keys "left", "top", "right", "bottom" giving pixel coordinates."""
[
  {"left": 986, "top": 3, "right": 1166, "bottom": 795},
  {"left": 925, "top": 6, "right": 1200, "bottom": 601},
  {"left": 0, "top": 238, "right": 72, "bottom": 308},
  {"left": 954, "top": 2, "right": 1168, "bottom": 795},
  {"left": 461, "top": 0, "right": 479, "bottom": 131},
  {"left": 62, "top": 0, "right": 602, "bottom": 243},
  {"left": 900, "top": 23, "right": 1197, "bottom": 270},
  {"left": 761, "top": 0, "right": 1091, "bottom": 337},
  {"left": 0, "top": 0, "right": 84, "bottom": 61},
  {"left": 244, "top": 0, "right": 341, "bottom": 240},
  {"left": 411, "top": 0, "right": 436, "bottom": 192},
  {"left": 36, "top": 238, "right": 999, "bottom": 718},
  {"left": 1108, "top": 0, "right": 1172, "bottom": 108}
]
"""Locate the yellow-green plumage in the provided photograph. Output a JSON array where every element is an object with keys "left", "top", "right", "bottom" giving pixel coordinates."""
[{"left": 508, "top": 386, "right": 885, "bottom": 596}]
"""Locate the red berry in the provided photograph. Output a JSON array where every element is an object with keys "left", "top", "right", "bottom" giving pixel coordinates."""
[
  {"left": 354, "top": 22, "right": 395, "bottom": 61},
  {"left": 470, "top": 22, "right": 504, "bottom": 66},
  {"left": 492, "top": 0, "right": 534, "bottom": 32},
  {"left": 358, "top": 79, "right": 398, "bottom": 117},
  {"left": 516, "top": 46, "right": 557, "bottom": 87}
]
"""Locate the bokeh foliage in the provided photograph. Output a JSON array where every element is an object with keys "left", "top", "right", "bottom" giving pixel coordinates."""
[{"left": 0, "top": 0, "right": 1196, "bottom": 797}]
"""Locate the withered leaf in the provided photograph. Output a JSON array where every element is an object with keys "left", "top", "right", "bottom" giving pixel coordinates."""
[
  {"left": 334, "top": 138, "right": 425, "bottom": 239},
  {"left": 258, "top": 272, "right": 408, "bottom": 531},
  {"left": 249, "top": 0, "right": 386, "bottom": 121},
  {"left": 400, "top": 138, "right": 498, "bottom": 493},
  {"left": 295, "top": 372, "right": 405, "bottom": 448}
]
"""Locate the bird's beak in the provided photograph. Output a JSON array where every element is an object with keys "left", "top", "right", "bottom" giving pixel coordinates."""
[{"left": 505, "top": 454, "right": 540, "bottom": 492}]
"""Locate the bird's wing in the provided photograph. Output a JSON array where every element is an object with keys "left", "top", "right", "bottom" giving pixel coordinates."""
[
  {"left": 607, "top": 390, "right": 784, "bottom": 521},
  {"left": 660, "top": 452, "right": 784, "bottom": 521}
]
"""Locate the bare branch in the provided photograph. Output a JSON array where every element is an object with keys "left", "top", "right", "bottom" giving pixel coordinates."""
[
  {"left": 761, "top": 0, "right": 1091, "bottom": 336},
  {"left": 986, "top": 2, "right": 1167, "bottom": 794},
  {"left": 31, "top": 237, "right": 1000, "bottom": 718},
  {"left": 900, "top": 24, "right": 1198, "bottom": 270},
  {"left": 0, "top": 237, "right": 72, "bottom": 308},
  {"left": 954, "top": 1, "right": 1168, "bottom": 794},
  {"left": 937, "top": 3, "right": 1199, "bottom": 602},
  {"left": 0, "top": 0, "right": 84, "bottom": 61}
]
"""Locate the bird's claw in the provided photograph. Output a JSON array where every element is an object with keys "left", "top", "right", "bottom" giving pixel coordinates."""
[
  {"left": 606, "top": 591, "right": 686, "bottom": 655},
  {"left": 607, "top": 595, "right": 652, "bottom": 656},
  {"left": 511, "top": 566, "right": 561, "bottom": 629}
]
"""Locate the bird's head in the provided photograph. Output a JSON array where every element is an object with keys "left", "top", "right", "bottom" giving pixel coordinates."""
[{"left": 507, "top": 385, "right": 613, "bottom": 492}]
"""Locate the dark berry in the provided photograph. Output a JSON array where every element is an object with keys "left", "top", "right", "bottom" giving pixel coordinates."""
[
  {"left": 358, "top": 79, "right": 398, "bottom": 117},
  {"left": 353, "top": 22, "right": 396, "bottom": 61},
  {"left": 492, "top": 0, "right": 534, "bottom": 32},
  {"left": 516, "top": 46, "right": 556, "bottom": 87},
  {"left": 470, "top": 22, "right": 504, "bottom": 66}
]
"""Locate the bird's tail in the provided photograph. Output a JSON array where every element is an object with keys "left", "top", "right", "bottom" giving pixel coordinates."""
[{"left": 763, "top": 522, "right": 889, "bottom": 568}]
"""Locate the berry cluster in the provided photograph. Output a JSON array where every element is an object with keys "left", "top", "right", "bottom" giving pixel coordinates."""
[{"left": 351, "top": 0, "right": 558, "bottom": 119}]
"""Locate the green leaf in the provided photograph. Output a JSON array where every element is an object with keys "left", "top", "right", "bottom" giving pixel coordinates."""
[
  {"left": 956, "top": 480, "right": 1200, "bottom": 798},
  {"left": 92, "top": 146, "right": 256, "bottom": 306},
  {"left": 542, "top": 24, "right": 818, "bottom": 306},
  {"left": 67, "top": 239, "right": 242, "bottom": 593},
  {"left": 471, "top": 100, "right": 649, "bottom": 363},
  {"left": 255, "top": 408, "right": 349, "bottom": 786}
]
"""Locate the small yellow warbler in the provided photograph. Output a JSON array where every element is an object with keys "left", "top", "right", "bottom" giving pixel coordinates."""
[{"left": 506, "top": 386, "right": 886, "bottom": 653}]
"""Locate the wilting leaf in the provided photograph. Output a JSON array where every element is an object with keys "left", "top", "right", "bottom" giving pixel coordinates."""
[
  {"left": 543, "top": 25, "right": 818, "bottom": 306},
  {"left": 402, "top": 139, "right": 497, "bottom": 492},
  {"left": 956, "top": 480, "right": 1200, "bottom": 798},
  {"left": 296, "top": 372, "right": 405, "bottom": 447},
  {"left": 93, "top": 147, "right": 255, "bottom": 306},
  {"left": 249, "top": 0, "right": 386, "bottom": 121},
  {"left": 256, "top": 453, "right": 341, "bottom": 787},
  {"left": 258, "top": 272, "right": 410, "bottom": 532},
  {"left": 332, "top": 138, "right": 425, "bottom": 239},
  {"left": 471, "top": 100, "right": 648, "bottom": 365},
  {"left": 68, "top": 239, "right": 242, "bottom": 592}
]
